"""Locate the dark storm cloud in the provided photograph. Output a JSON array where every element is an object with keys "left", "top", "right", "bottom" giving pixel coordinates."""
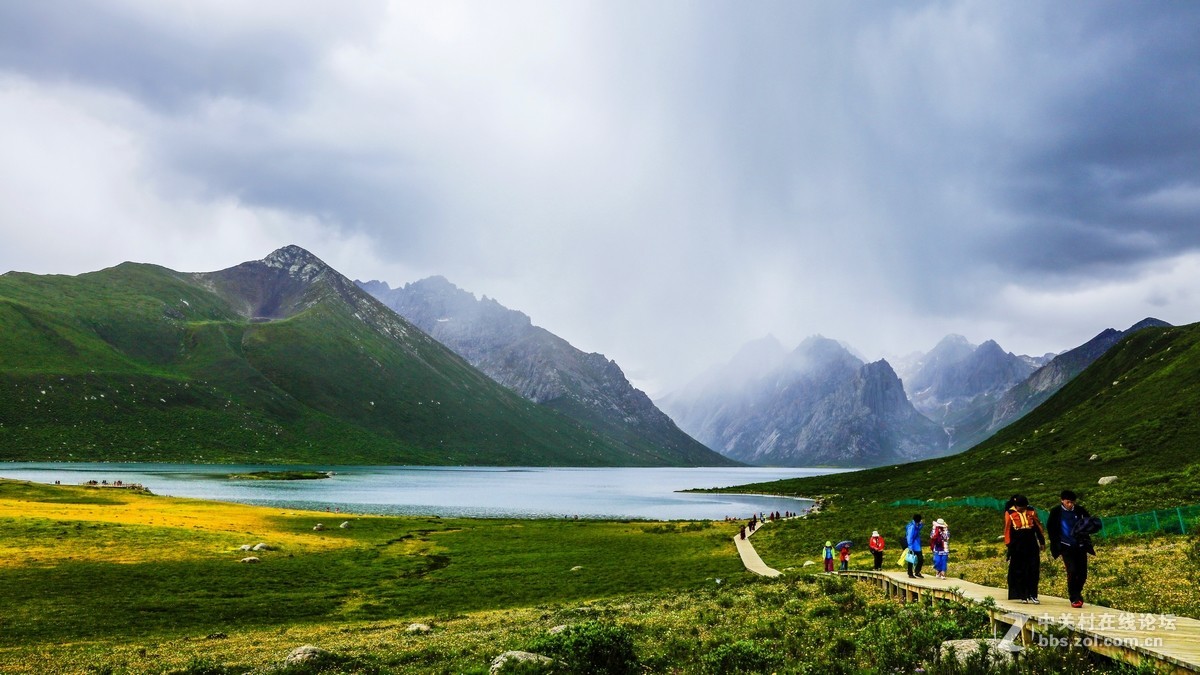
[
  {"left": 163, "top": 136, "right": 433, "bottom": 246},
  {"left": 982, "top": 3, "right": 1200, "bottom": 278},
  {"left": 0, "top": 1, "right": 376, "bottom": 111},
  {"left": 2, "top": 1, "right": 1199, "bottom": 393}
]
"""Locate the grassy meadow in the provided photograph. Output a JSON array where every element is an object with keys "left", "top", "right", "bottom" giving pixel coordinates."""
[{"left": 0, "top": 478, "right": 1187, "bottom": 674}]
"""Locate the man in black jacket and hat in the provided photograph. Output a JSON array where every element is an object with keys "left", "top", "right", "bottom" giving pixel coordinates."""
[{"left": 1047, "top": 489, "right": 1099, "bottom": 608}]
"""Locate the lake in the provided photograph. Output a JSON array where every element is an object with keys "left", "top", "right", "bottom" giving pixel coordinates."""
[{"left": 0, "top": 463, "right": 848, "bottom": 520}]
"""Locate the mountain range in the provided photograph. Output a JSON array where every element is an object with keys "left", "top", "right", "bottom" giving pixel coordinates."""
[
  {"left": 0, "top": 246, "right": 731, "bottom": 466},
  {"left": 357, "top": 276, "right": 732, "bottom": 467},
  {"left": 733, "top": 319, "right": 1200, "bottom": 513},
  {"left": 0, "top": 243, "right": 1176, "bottom": 471},
  {"left": 658, "top": 336, "right": 951, "bottom": 467},
  {"left": 657, "top": 318, "right": 1170, "bottom": 467}
]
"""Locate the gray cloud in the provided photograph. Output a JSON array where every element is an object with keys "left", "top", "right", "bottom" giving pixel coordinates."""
[{"left": 1, "top": 1, "right": 1199, "bottom": 396}]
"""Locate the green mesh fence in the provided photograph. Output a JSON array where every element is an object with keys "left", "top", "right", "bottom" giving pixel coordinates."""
[{"left": 888, "top": 498, "right": 1200, "bottom": 538}]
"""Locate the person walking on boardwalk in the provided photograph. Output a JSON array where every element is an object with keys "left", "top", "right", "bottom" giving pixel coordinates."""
[
  {"left": 1047, "top": 489, "right": 1100, "bottom": 608},
  {"left": 930, "top": 518, "right": 950, "bottom": 579},
  {"left": 869, "top": 530, "right": 886, "bottom": 571},
  {"left": 1004, "top": 495, "right": 1046, "bottom": 603},
  {"left": 823, "top": 541, "right": 835, "bottom": 572},
  {"left": 838, "top": 542, "right": 851, "bottom": 571},
  {"left": 905, "top": 514, "right": 925, "bottom": 578}
]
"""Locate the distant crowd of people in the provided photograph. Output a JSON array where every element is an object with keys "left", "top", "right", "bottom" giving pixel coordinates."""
[{"left": 736, "top": 510, "right": 798, "bottom": 540}]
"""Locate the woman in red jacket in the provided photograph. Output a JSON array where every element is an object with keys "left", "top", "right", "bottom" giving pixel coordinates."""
[{"left": 868, "top": 531, "right": 885, "bottom": 570}]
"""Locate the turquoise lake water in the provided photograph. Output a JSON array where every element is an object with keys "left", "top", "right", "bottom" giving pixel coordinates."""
[{"left": 0, "top": 463, "right": 848, "bottom": 520}]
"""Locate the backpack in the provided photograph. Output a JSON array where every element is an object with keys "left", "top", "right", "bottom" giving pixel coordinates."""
[{"left": 1073, "top": 515, "right": 1103, "bottom": 536}]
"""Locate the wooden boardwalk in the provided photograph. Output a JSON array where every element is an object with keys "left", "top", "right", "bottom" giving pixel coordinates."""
[
  {"left": 731, "top": 519, "right": 782, "bottom": 577},
  {"left": 841, "top": 570, "right": 1200, "bottom": 673}
]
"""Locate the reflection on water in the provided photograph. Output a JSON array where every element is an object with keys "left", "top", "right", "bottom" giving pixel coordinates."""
[{"left": 0, "top": 463, "right": 852, "bottom": 520}]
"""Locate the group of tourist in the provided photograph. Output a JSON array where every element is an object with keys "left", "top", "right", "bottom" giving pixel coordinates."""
[{"left": 824, "top": 489, "right": 1099, "bottom": 608}]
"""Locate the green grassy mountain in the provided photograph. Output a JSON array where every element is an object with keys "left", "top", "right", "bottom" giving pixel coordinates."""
[
  {"left": 722, "top": 321, "right": 1200, "bottom": 513},
  {"left": 0, "top": 246, "right": 731, "bottom": 466}
]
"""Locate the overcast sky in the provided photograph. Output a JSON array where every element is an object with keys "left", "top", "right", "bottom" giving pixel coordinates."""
[{"left": 2, "top": 1, "right": 1199, "bottom": 397}]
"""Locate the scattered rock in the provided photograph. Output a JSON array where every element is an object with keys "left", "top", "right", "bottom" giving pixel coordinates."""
[
  {"left": 406, "top": 623, "right": 432, "bottom": 634},
  {"left": 490, "top": 651, "right": 557, "bottom": 674},
  {"left": 286, "top": 645, "right": 330, "bottom": 666},
  {"left": 313, "top": 523, "right": 325, "bottom": 531},
  {"left": 570, "top": 565, "right": 583, "bottom": 572},
  {"left": 1089, "top": 454, "right": 1099, "bottom": 461},
  {"left": 803, "top": 560, "right": 815, "bottom": 567},
  {"left": 252, "top": 543, "right": 270, "bottom": 551},
  {"left": 239, "top": 544, "right": 253, "bottom": 551},
  {"left": 1098, "top": 476, "right": 1118, "bottom": 485},
  {"left": 940, "top": 638, "right": 1020, "bottom": 666},
  {"left": 339, "top": 521, "right": 352, "bottom": 529},
  {"left": 240, "top": 556, "right": 260, "bottom": 564},
  {"left": 548, "top": 624, "right": 568, "bottom": 634}
]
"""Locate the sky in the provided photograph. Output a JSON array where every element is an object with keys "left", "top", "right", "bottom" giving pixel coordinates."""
[{"left": 2, "top": 1, "right": 1199, "bottom": 398}]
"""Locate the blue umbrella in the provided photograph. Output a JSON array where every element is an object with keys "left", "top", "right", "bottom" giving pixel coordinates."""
[{"left": 834, "top": 540, "right": 852, "bottom": 551}]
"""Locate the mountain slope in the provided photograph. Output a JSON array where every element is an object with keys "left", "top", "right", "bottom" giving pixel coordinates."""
[
  {"left": 0, "top": 246, "right": 716, "bottom": 466},
  {"left": 358, "top": 277, "right": 735, "bottom": 467},
  {"left": 726, "top": 321, "right": 1200, "bottom": 512},
  {"left": 987, "top": 318, "right": 1171, "bottom": 433},
  {"left": 660, "top": 336, "right": 949, "bottom": 467}
]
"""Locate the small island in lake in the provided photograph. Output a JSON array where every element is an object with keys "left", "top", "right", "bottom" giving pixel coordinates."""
[{"left": 226, "top": 471, "right": 334, "bottom": 481}]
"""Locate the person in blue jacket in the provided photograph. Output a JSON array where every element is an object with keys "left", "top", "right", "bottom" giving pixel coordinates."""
[{"left": 905, "top": 514, "right": 925, "bottom": 578}]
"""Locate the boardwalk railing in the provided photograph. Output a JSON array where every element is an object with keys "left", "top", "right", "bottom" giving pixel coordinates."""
[{"left": 841, "top": 570, "right": 1200, "bottom": 674}]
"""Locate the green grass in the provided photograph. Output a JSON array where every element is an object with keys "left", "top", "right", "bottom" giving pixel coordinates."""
[
  {"left": 0, "top": 480, "right": 1182, "bottom": 673},
  {"left": 0, "top": 481, "right": 741, "bottom": 648}
]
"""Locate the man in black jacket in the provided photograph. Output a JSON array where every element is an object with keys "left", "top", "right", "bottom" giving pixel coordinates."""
[{"left": 1047, "top": 489, "right": 1097, "bottom": 608}]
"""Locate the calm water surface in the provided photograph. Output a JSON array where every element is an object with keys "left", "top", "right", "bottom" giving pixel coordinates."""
[{"left": 0, "top": 463, "right": 848, "bottom": 520}]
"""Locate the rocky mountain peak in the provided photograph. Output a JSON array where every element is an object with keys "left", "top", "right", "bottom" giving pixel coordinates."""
[
  {"left": 261, "top": 245, "right": 330, "bottom": 282},
  {"left": 1128, "top": 317, "right": 1171, "bottom": 332},
  {"left": 936, "top": 334, "right": 972, "bottom": 348},
  {"left": 975, "top": 339, "right": 1007, "bottom": 357}
]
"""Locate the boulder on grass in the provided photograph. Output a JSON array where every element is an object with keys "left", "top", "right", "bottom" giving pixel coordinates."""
[
  {"left": 252, "top": 543, "right": 270, "bottom": 551},
  {"left": 490, "top": 651, "right": 556, "bottom": 674},
  {"left": 406, "top": 623, "right": 432, "bottom": 634},
  {"left": 313, "top": 523, "right": 325, "bottom": 531},
  {"left": 340, "top": 521, "right": 352, "bottom": 529},
  {"left": 239, "top": 556, "right": 260, "bottom": 564},
  {"left": 286, "top": 645, "right": 330, "bottom": 666},
  {"left": 1098, "top": 475, "right": 1118, "bottom": 485}
]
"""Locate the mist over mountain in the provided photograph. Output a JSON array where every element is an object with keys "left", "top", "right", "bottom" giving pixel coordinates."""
[
  {"left": 358, "top": 276, "right": 734, "bottom": 467},
  {"left": 658, "top": 336, "right": 950, "bottom": 467}
]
